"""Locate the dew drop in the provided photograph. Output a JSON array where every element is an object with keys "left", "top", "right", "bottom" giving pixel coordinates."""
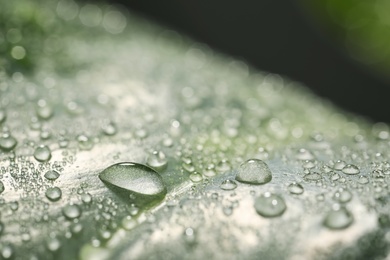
[
  {"left": 99, "top": 162, "right": 166, "bottom": 198},
  {"left": 333, "top": 188, "right": 352, "bottom": 203},
  {"left": 358, "top": 176, "right": 369, "bottom": 184},
  {"left": 62, "top": 204, "right": 82, "bottom": 219},
  {"left": 33, "top": 145, "right": 52, "bottom": 162},
  {"left": 0, "top": 134, "right": 17, "bottom": 152},
  {"left": 45, "top": 187, "right": 62, "bottom": 201},
  {"left": 36, "top": 101, "right": 54, "bottom": 120},
  {"left": 288, "top": 182, "right": 304, "bottom": 194},
  {"left": 189, "top": 172, "right": 203, "bottom": 183},
  {"left": 323, "top": 206, "right": 353, "bottom": 230},
  {"left": 44, "top": 170, "right": 60, "bottom": 181},
  {"left": 296, "top": 148, "right": 314, "bottom": 160},
  {"left": 235, "top": 159, "right": 272, "bottom": 185},
  {"left": 220, "top": 179, "right": 237, "bottom": 190},
  {"left": 216, "top": 159, "right": 231, "bottom": 172},
  {"left": 203, "top": 165, "right": 216, "bottom": 177},
  {"left": 334, "top": 160, "right": 346, "bottom": 171},
  {"left": 304, "top": 172, "right": 322, "bottom": 181},
  {"left": 254, "top": 192, "right": 286, "bottom": 218},
  {"left": 146, "top": 151, "right": 168, "bottom": 171},
  {"left": 102, "top": 122, "right": 117, "bottom": 136},
  {"left": 77, "top": 134, "right": 94, "bottom": 150},
  {"left": 342, "top": 164, "right": 360, "bottom": 175}
]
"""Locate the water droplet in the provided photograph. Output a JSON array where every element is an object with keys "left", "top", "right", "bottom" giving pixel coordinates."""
[
  {"left": 189, "top": 172, "right": 203, "bottom": 183},
  {"left": 62, "top": 204, "right": 82, "bottom": 219},
  {"left": 45, "top": 187, "right": 62, "bottom": 201},
  {"left": 323, "top": 206, "right": 353, "bottom": 230},
  {"left": 36, "top": 100, "right": 54, "bottom": 120},
  {"left": 288, "top": 182, "right": 304, "bottom": 194},
  {"left": 220, "top": 179, "right": 237, "bottom": 190},
  {"left": 203, "top": 165, "right": 216, "bottom": 177},
  {"left": 81, "top": 193, "right": 92, "bottom": 204},
  {"left": 330, "top": 172, "right": 340, "bottom": 181},
  {"left": 334, "top": 160, "right": 346, "bottom": 171},
  {"left": 304, "top": 172, "right": 322, "bottom": 181},
  {"left": 302, "top": 160, "right": 315, "bottom": 169},
  {"left": 47, "top": 236, "right": 61, "bottom": 252},
  {"left": 358, "top": 176, "right": 369, "bottom": 184},
  {"left": 99, "top": 162, "right": 166, "bottom": 198},
  {"left": 44, "top": 170, "right": 60, "bottom": 181},
  {"left": 333, "top": 188, "right": 352, "bottom": 203},
  {"left": 216, "top": 159, "right": 231, "bottom": 172},
  {"left": 102, "top": 122, "right": 117, "bottom": 136},
  {"left": 183, "top": 227, "right": 196, "bottom": 245},
  {"left": 236, "top": 159, "right": 272, "bottom": 185},
  {"left": 254, "top": 192, "right": 286, "bottom": 218},
  {"left": 0, "top": 181, "right": 4, "bottom": 194},
  {"left": 342, "top": 164, "right": 360, "bottom": 175},
  {"left": 0, "top": 134, "right": 17, "bottom": 151},
  {"left": 1, "top": 244, "right": 13, "bottom": 259},
  {"left": 77, "top": 134, "right": 94, "bottom": 150},
  {"left": 121, "top": 216, "right": 137, "bottom": 230},
  {"left": 33, "top": 145, "right": 52, "bottom": 162},
  {"left": 146, "top": 151, "right": 167, "bottom": 171},
  {"left": 296, "top": 148, "right": 314, "bottom": 160}
]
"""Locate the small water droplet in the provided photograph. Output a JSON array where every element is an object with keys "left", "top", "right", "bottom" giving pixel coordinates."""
[
  {"left": 121, "top": 216, "right": 137, "bottom": 230},
  {"left": 236, "top": 159, "right": 272, "bottom": 185},
  {"left": 333, "top": 188, "right": 352, "bottom": 203},
  {"left": 102, "top": 122, "right": 117, "bottom": 136},
  {"left": 220, "top": 179, "right": 237, "bottom": 190},
  {"left": 47, "top": 236, "right": 61, "bottom": 252},
  {"left": 62, "top": 204, "right": 82, "bottom": 219},
  {"left": 189, "top": 172, "right": 203, "bottom": 183},
  {"left": 203, "top": 165, "right": 216, "bottom": 177},
  {"left": 358, "top": 176, "right": 369, "bottom": 184},
  {"left": 44, "top": 170, "right": 60, "bottom": 181},
  {"left": 334, "top": 160, "right": 346, "bottom": 171},
  {"left": 330, "top": 172, "right": 340, "bottom": 181},
  {"left": 81, "top": 193, "right": 92, "bottom": 204},
  {"left": 323, "top": 205, "right": 353, "bottom": 230},
  {"left": 45, "top": 187, "right": 62, "bottom": 201},
  {"left": 36, "top": 100, "right": 54, "bottom": 120},
  {"left": 288, "top": 182, "right": 304, "bottom": 194},
  {"left": 146, "top": 151, "right": 167, "bottom": 171},
  {"left": 33, "top": 145, "right": 52, "bottom": 162},
  {"left": 99, "top": 162, "right": 166, "bottom": 198},
  {"left": 304, "top": 172, "right": 322, "bottom": 181},
  {"left": 0, "top": 134, "right": 17, "bottom": 152},
  {"left": 183, "top": 227, "right": 196, "bottom": 245},
  {"left": 342, "top": 164, "right": 360, "bottom": 175},
  {"left": 254, "top": 192, "right": 286, "bottom": 218},
  {"left": 77, "top": 134, "right": 94, "bottom": 150},
  {"left": 216, "top": 159, "right": 231, "bottom": 172},
  {"left": 296, "top": 148, "right": 314, "bottom": 160}
]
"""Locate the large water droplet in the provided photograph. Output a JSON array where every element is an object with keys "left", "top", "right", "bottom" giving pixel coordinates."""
[
  {"left": 254, "top": 192, "right": 286, "bottom": 218},
  {"left": 99, "top": 162, "right": 166, "bottom": 199},
  {"left": 33, "top": 145, "right": 52, "bottom": 162},
  {"left": 288, "top": 182, "right": 304, "bottom": 194},
  {"left": 62, "top": 204, "right": 82, "bottom": 219},
  {"left": 45, "top": 187, "right": 62, "bottom": 201},
  {"left": 323, "top": 206, "right": 353, "bottom": 230},
  {"left": 0, "top": 134, "right": 17, "bottom": 152},
  {"left": 235, "top": 159, "right": 272, "bottom": 185},
  {"left": 342, "top": 164, "right": 360, "bottom": 175}
]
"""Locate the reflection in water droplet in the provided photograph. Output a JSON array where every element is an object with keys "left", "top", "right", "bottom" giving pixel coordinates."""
[
  {"left": 254, "top": 192, "right": 286, "bottom": 218},
  {"left": 220, "top": 179, "right": 237, "bottom": 190},
  {"left": 146, "top": 151, "right": 167, "bottom": 171},
  {"left": 323, "top": 206, "right": 353, "bottom": 230},
  {"left": 33, "top": 145, "right": 52, "bottom": 162},
  {"left": 99, "top": 162, "right": 166, "bottom": 197},
  {"left": 62, "top": 204, "right": 82, "bottom": 219},
  {"left": 0, "top": 134, "right": 17, "bottom": 151},
  {"left": 46, "top": 187, "right": 62, "bottom": 201},
  {"left": 288, "top": 182, "right": 304, "bottom": 194},
  {"left": 236, "top": 159, "right": 272, "bottom": 185},
  {"left": 342, "top": 164, "right": 360, "bottom": 175}
]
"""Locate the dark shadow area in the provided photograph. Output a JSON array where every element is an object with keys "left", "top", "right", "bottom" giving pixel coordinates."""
[{"left": 111, "top": 0, "right": 390, "bottom": 122}]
